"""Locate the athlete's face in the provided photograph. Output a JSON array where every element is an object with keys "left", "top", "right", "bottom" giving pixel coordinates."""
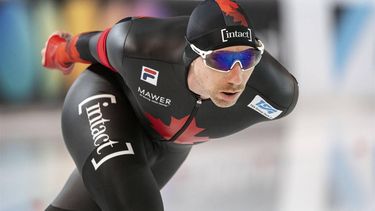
[{"left": 191, "top": 45, "right": 256, "bottom": 108}]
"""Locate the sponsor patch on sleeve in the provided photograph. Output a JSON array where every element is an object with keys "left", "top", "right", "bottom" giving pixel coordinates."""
[{"left": 248, "top": 95, "right": 283, "bottom": 119}]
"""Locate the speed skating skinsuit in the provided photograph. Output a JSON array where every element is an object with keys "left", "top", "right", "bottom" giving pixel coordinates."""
[{"left": 45, "top": 4, "right": 298, "bottom": 211}]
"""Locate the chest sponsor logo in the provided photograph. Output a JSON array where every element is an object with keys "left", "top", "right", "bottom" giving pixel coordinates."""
[
  {"left": 247, "top": 95, "right": 282, "bottom": 120},
  {"left": 221, "top": 28, "right": 252, "bottom": 43},
  {"left": 138, "top": 86, "right": 172, "bottom": 107},
  {"left": 141, "top": 66, "right": 159, "bottom": 86},
  {"left": 78, "top": 94, "right": 135, "bottom": 170}
]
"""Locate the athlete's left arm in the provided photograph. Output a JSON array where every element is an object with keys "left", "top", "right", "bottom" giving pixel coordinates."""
[{"left": 255, "top": 51, "right": 299, "bottom": 118}]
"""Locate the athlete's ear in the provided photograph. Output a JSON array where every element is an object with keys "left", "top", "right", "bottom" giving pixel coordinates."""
[
  {"left": 191, "top": 59, "right": 196, "bottom": 67},
  {"left": 192, "top": 57, "right": 202, "bottom": 66}
]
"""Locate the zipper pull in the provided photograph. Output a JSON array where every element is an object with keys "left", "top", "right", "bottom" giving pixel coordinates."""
[{"left": 196, "top": 97, "right": 202, "bottom": 105}]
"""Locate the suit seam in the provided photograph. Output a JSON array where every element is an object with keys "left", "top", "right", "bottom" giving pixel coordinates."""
[{"left": 121, "top": 19, "right": 134, "bottom": 66}]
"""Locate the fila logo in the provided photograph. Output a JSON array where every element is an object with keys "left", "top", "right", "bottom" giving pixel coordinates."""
[
  {"left": 248, "top": 95, "right": 282, "bottom": 119},
  {"left": 141, "top": 66, "right": 159, "bottom": 86}
]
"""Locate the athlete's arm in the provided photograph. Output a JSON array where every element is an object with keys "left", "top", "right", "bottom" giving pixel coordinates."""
[
  {"left": 41, "top": 17, "right": 133, "bottom": 74},
  {"left": 254, "top": 50, "right": 299, "bottom": 118}
]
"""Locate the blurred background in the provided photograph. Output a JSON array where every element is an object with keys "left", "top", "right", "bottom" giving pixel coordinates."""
[{"left": 0, "top": 0, "right": 374, "bottom": 211}]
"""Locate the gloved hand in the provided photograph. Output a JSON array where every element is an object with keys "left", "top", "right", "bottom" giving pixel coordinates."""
[{"left": 41, "top": 32, "right": 74, "bottom": 75}]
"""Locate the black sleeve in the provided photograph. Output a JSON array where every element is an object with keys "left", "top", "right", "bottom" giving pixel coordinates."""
[
  {"left": 252, "top": 50, "right": 299, "bottom": 118},
  {"left": 75, "top": 17, "right": 133, "bottom": 71}
]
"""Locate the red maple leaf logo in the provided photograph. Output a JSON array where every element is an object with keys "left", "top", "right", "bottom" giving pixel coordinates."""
[
  {"left": 215, "top": 0, "right": 249, "bottom": 27},
  {"left": 145, "top": 113, "right": 209, "bottom": 144}
]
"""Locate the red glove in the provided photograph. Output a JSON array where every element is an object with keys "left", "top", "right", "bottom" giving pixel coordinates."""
[{"left": 41, "top": 32, "right": 74, "bottom": 75}]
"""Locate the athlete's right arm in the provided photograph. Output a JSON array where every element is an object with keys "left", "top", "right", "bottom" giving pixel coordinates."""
[{"left": 41, "top": 17, "right": 133, "bottom": 74}]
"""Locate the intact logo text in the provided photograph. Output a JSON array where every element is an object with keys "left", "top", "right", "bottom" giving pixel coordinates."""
[
  {"left": 221, "top": 28, "right": 252, "bottom": 43},
  {"left": 78, "top": 94, "right": 135, "bottom": 170}
]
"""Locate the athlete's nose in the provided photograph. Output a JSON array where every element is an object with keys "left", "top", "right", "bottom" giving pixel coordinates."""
[{"left": 227, "top": 62, "right": 243, "bottom": 85}]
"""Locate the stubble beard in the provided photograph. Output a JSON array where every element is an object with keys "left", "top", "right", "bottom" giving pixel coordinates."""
[{"left": 209, "top": 84, "right": 245, "bottom": 108}]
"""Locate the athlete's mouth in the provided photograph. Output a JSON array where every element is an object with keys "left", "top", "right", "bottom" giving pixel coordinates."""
[
  {"left": 222, "top": 92, "right": 237, "bottom": 96},
  {"left": 221, "top": 90, "right": 242, "bottom": 96}
]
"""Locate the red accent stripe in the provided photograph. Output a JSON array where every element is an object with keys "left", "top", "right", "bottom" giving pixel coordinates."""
[
  {"left": 97, "top": 28, "right": 116, "bottom": 72},
  {"left": 144, "top": 67, "right": 157, "bottom": 75}
]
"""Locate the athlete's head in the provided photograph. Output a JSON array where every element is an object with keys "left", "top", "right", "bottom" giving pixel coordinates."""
[{"left": 184, "top": 0, "right": 264, "bottom": 108}]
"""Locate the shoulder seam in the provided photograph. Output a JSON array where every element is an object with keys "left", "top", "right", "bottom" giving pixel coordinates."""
[{"left": 121, "top": 18, "right": 134, "bottom": 66}]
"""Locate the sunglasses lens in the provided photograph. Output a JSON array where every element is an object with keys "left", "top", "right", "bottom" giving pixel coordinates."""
[
  {"left": 205, "top": 51, "right": 233, "bottom": 72},
  {"left": 240, "top": 49, "right": 262, "bottom": 70},
  {"left": 205, "top": 49, "right": 262, "bottom": 72}
]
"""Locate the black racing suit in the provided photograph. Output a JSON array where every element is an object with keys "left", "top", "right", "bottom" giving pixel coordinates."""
[{"left": 46, "top": 16, "right": 299, "bottom": 211}]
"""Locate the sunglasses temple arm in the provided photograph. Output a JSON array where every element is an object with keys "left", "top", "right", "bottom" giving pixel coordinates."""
[
  {"left": 185, "top": 38, "right": 212, "bottom": 59},
  {"left": 257, "top": 39, "right": 265, "bottom": 54}
]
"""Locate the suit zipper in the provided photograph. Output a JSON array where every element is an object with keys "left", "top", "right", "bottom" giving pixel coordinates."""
[{"left": 168, "top": 97, "right": 202, "bottom": 142}]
